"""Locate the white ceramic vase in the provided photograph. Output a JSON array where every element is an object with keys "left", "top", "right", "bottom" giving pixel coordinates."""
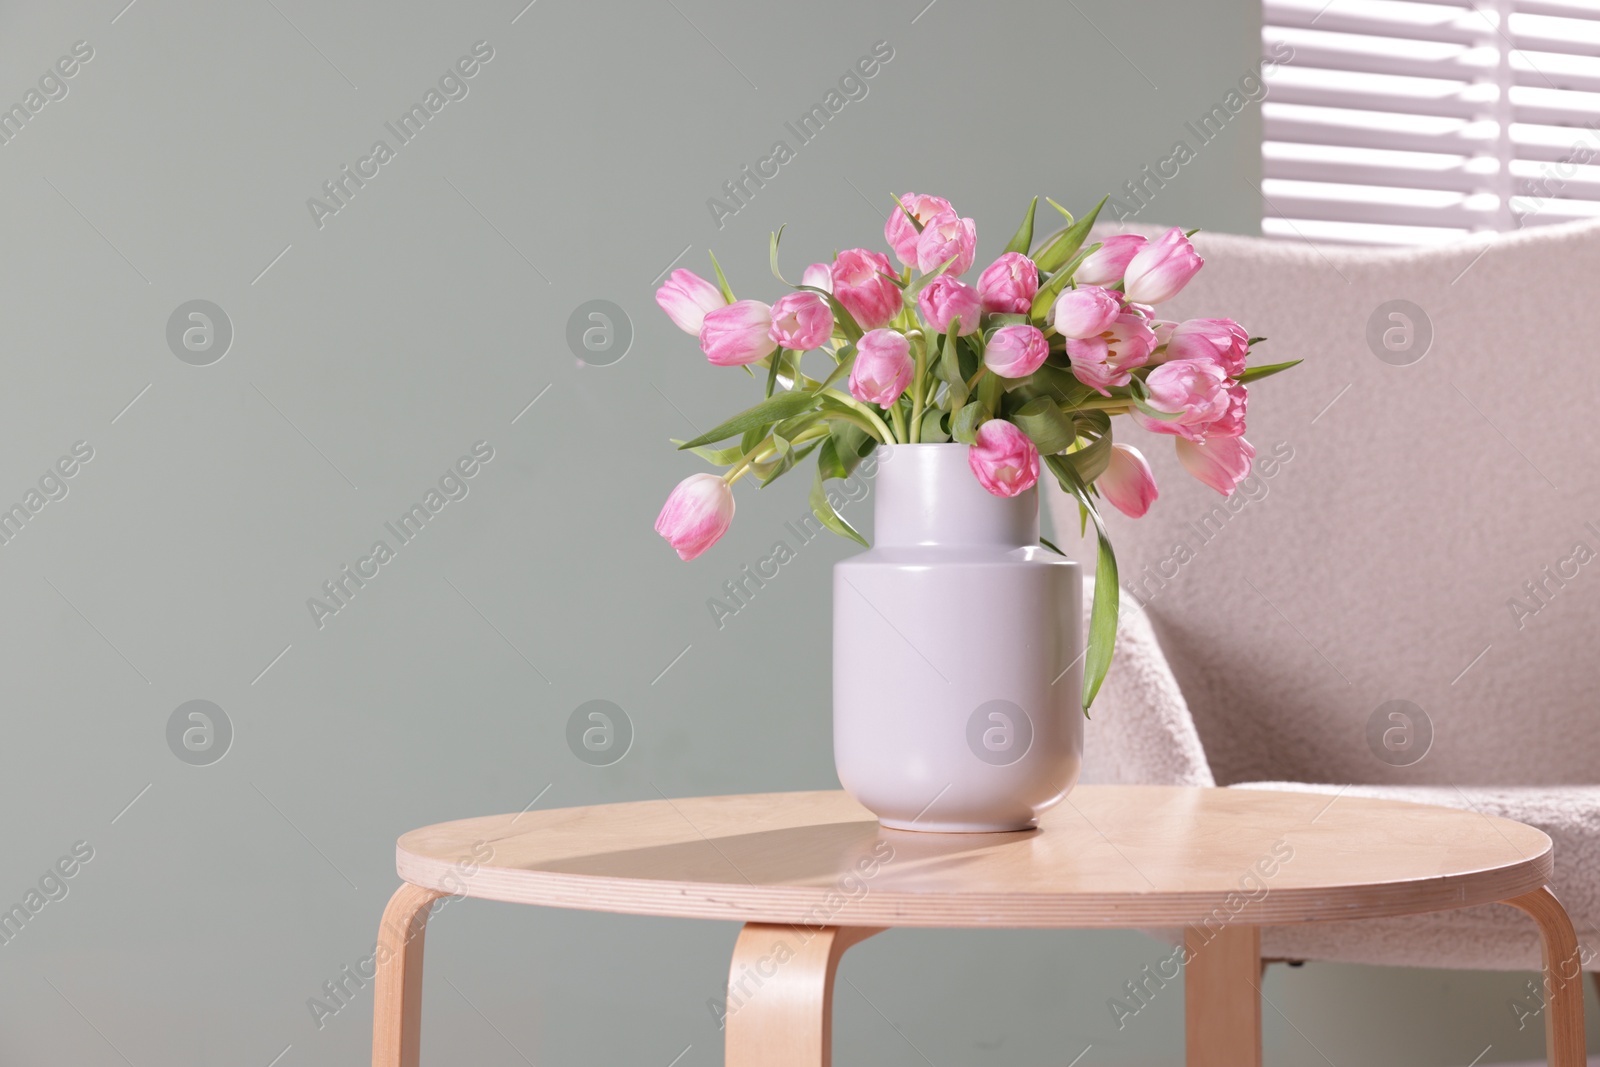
[{"left": 832, "top": 443, "right": 1084, "bottom": 833}]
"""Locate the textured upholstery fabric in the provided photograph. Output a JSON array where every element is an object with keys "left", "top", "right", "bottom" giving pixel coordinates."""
[{"left": 1046, "top": 218, "right": 1600, "bottom": 970}]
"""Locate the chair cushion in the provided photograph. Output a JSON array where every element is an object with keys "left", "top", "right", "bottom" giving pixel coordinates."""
[{"left": 1232, "top": 781, "right": 1600, "bottom": 971}]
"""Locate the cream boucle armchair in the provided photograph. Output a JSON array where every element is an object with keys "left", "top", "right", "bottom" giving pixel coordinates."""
[{"left": 1049, "top": 218, "right": 1600, "bottom": 974}]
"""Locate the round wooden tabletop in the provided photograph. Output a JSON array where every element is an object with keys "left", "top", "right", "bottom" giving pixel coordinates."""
[{"left": 394, "top": 786, "right": 1553, "bottom": 929}]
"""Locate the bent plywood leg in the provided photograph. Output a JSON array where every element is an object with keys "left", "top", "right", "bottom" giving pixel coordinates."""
[
  {"left": 372, "top": 883, "right": 447, "bottom": 1067},
  {"left": 1185, "top": 923, "right": 1262, "bottom": 1067},
  {"left": 1503, "top": 887, "right": 1586, "bottom": 1067},
  {"left": 723, "top": 923, "right": 883, "bottom": 1067}
]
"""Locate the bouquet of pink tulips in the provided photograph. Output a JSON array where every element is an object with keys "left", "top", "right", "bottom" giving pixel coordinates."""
[{"left": 653, "top": 193, "right": 1296, "bottom": 710}]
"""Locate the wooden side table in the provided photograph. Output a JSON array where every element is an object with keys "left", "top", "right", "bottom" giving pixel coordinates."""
[{"left": 371, "top": 785, "right": 1584, "bottom": 1066}]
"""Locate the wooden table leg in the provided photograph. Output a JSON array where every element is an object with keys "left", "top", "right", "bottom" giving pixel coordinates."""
[
  {"left": 1185, "top": 923, "right": 1262, "bottom": 1067},
  {"left": 1503, "top": 887, "right": 1587, "bottom": 1067},
  {"left": 372, "top": 883, "right": 447, "bottom": 1067},
  {"left": 723, "top": 924, "right": 882, "bottom": 1067}
]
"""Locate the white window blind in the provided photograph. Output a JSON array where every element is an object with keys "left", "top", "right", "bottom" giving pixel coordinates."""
[{"left": 1262, "top": 0, "right": 1600, "bottom": 245}]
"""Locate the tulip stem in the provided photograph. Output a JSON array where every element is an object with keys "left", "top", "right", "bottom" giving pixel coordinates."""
[
  {"left": 1070, "top": 398, "right": 1134, "bottom": 414},
  {"left": 722, "top": 423, "right": 834, "bottom": 485},
  {"left": 909, "top": 334, "right": 927, "bottom": 443}
]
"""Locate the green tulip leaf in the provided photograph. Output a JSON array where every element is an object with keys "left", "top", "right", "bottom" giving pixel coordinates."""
[
  {"left": 1003, "top": 196, "right": 1039, "bottom": 256},
  {"left": 951, "top": 402, "right": 986, "bottom": 444},
  {"left": 1045, "top": 454, "right": 1119, "bottom": 714},
  {"left": 1029, "top": 241, "right": 1104, "bottom": 320},
  {"left": 708, "top": 249, "right": 736, "bottom": 304},
  {"left": 1033, "top": 194, "right": 1108, "bottom": 275},
  {"left": 810, "top": 445, "right": 869, "bottom": 547},
  {"left": 1011, "top": 396, "right": 1076, "bottom": 454},
  {"left": 1236, "top": 358, "right": 1302, "bottom": 384},
  {"left": 677, "top": 390, "right": 819, "bottom": 450}
]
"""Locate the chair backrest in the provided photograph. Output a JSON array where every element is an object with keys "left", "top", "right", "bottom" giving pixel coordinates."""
[{"left": 1049, "top": 218, "right": 1600, "bottom": 787}]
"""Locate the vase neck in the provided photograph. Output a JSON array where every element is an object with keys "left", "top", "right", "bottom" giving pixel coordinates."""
[{"left": 872, "top": 444, "right": 1038, "bottom": 547}]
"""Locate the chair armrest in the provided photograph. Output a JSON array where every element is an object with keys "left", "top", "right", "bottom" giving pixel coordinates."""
[{"left": 1080, "top": 579, "right": 1216, "bottom": 787}]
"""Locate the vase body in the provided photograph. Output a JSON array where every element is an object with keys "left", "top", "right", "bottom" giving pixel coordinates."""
[{"left": 833, "top": 443, "right": 1083, "bottom": 832}]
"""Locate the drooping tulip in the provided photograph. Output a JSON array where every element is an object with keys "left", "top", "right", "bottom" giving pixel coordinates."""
[
  {"left": 977, "top": 252, "right": 1039, "bottom": 315},
  {"left": 1074, "top": 234, "right": 1147, "bottom": 287},
  {"left": 699, "top": 300, "right": 777, "bottom": 366},
  {"left": 1122, "top": 227, "right": 1203, "bottom": 305},
  {"left": 1052, "top": 286, "right": 1123, "bottom": 340},
  {"left": 967, "top": 419, "right": 1040, "bottom": 498},
  {"left": 884, "top": 192, "right": 955, "bottom": 268},
  {"left": 1130, "top": 358, "right": 1233, "bottom": 440},
  {"left": 848, "top": 329, "right": 914, "bottom": 406},
  {"left": 1064, "top": 312, "right": 1157, "bottom": 395},
  {"left": 655, "top": 473, "right": 735, "bottom": 560},
  {"left": 1098, "top": 443, "right": 1159, "bottom": 518},
  {"left": 917, "top": 275, "right": 982, "bottom": 336},
  {"left": 984, "top": 324, "right": 1050, "bottom": 379},
  {"left": 1176, "top": 435, "right": 1256, "bottom": 496},
  {"left": 831, "top": 248, "right": 902, "bottom": 331},
  {"left": 768, "top": 290, "right": 834, "bottom": 351},
  {"left": 655, "top": 269, "right": 725, "bottom": 335},
  {"left": 916, "top": 211, "right": 978, "bottom": 276}
]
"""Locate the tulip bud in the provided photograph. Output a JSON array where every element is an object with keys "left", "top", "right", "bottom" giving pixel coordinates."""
[
  {"left": 1074, "top": 234, "right": 1147, "bottom": 287},
  {"left": 1176, "top": 435, "right": 1256, "bottom": 496},
  {"left": 655, "top": 473, "right": 735, "bottom": 560},
  {"left": 984, "top": 324, "right": 1050, "bottom": 379},
  {"left": 1129, "top": 358, "right": 1232, "bottom": 439},
  {"left": 1051, "top": 286, "right": 1122, "bottom": 340},
  {"left": 884, "top": 192, "right": 954, "bottom": 268},
  {"left": 1098, "top": 443, "right": 1159, "bottom": 518},
  {"left": 831, "top": 248, "right": 902, "bottom": 331},
  {"left": 699, "top": 300, "right": 778, "bottom": 366},
  {"left": 917, "top": 275, "right": 982, "bottom": 336},
  {"left": 849, "top": 329, "right": 914, "bottom": 406},
  {"left": 915, "top": 211, "right": 978, "bottom": 276},
  {"left": 977, "top": 252, "right": 1039, "bottom": 315},
  {"left": 967, "top": 419, "right": 1040, "bottom": 498},
  {"left": 1122, "top": 227, "right": 1203, "bottom": 305},
  {"left": 801, "top": 262, "right": 834, "bottom": 293},
  {"left": 655, "top": 269, "right": 725, "bottom": 335},
  {"left": 768, "top": 290, "right": 834, "bottom": 351}
]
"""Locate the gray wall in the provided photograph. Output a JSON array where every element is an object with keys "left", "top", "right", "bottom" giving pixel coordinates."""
[{"left": 0, "top": 0, "right": 1577, "bottom": 1064}]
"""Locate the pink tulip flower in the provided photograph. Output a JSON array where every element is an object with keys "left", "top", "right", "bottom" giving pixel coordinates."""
[
  {"left": 768, "top": 290, "right": 834, "bottom": 351},
  {"left": 917, "top": 275, "right": 982, "bottom": 336},
  {"left": 849, "top": 329, "right": 914, "bottom": 406},
  {"left": 1052, "top": 285, "right": 1123, "bottom": 339},
  {"left": 968, "top": 419, "right": 1040, "bottom": 498},
  {"left": 1098, "top": 443, "right": 1159, "bottom": 518},
  {"left": 984, "top": 324, "right": 1050, "bottom": 379},
  {"left": 1074, "top": 234, "right": 1147, "bottom": 287},
  {"left": 885, "top": 192, "right": 955, "bottom": 268},
  {"left": 1130, "top": 358, "right": 1233, "bottom": 440},
  {"left": 1164, "top": 317, "right": 1249, "bottom": 376},
  {"left": 1122, "top": 227, "right": 1203, "bottom": 305},
  {"left": 699, "top": 300, "right": 778, "bottom": 366},
  {"left": 655, "top": 269, "right": 725, "bottom": 335},
  {"left": 1176, "top": 435, "right": 1256, "bottom": 496},
  {"left": 916, "top": 211, "right": 978, "bottom": 276},
  {"left": 801, "top": 261, "right": 834, "bottom": 293},
  {"left": 831, "top": 248, "right": 902, "bottom": 331},
  {"left": 1065, "top": 312, "right": 1157, "bottom": 395},
  {"left": 977, "top": 252, "right": 1039, "bottom": 315},
  {"left": 655, "top": 472, "right": 735, "bottom": 560}
]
